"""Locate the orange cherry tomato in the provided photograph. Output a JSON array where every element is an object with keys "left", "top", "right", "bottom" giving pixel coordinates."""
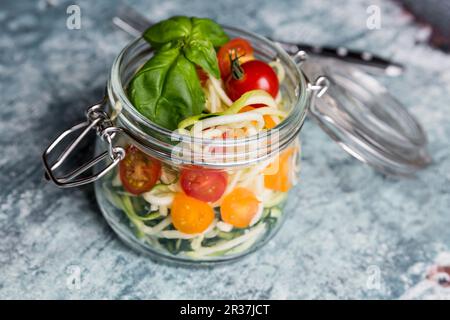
[
  {"left": 239, "top": 105, "right": 277, "bottom": 129},
  {"left": 220, "top": 188, "right": 260, "bottom": 228},
  {"left": 264, "top": 148, "right": 295, "bottom": 192},
  {"left": 119, "top": 145, "right": 161, "bottom": 195},
  {"left": 217, "top": 38, "right": 254, "bottom": 79},
  {"left": 180, "top": 167, "right": 228, "bottom": 202},
  {"left": 171, "top": 193, "right": 215, "bottom": 234}
]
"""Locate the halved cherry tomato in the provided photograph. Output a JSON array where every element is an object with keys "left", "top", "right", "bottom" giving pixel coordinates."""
[
  {"left": 171, "top": 193, "right": 215, "bottom": 234},
  {"left": 239, "top": 105, "right": 277, "bottom": 129},
  {"left": 180, "top": 168, "right": 227, "bottom": 202},
  {"left": 119, "top": 145, "right": 161, "bottom": 195},
  {"left": 217, "top": 38, "right": 254, "bottom": 79},
  {"left": 264, "top": 148, "right": 295, "bottom": 192},
  {"left": 220, "top": 188, "right": 260, "bottom": 228},
  {"left": 225, "top": 60, "right": 279, "bottom": 102}
]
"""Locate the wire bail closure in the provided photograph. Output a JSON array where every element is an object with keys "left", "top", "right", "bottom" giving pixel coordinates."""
[
  {"left": 309, "top": 76, "right": 330, "bottom": 98},
  {"left": 42, "top": 98, "right": 125, "bottom": 188}
]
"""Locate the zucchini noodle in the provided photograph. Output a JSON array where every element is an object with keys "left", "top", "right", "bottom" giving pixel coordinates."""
[
  {"left": 217, "top": 221, "right": 233, "bottom": 232},
  {"left": 250, "top": 203, "right": 264, "bottom": 226},
  {"left": 224, "top": 170, "right": 243, "bottom": 194},
  {"left": 186, "top": 223, "right": 266, "bottom": 258},
  {"left": 245, "top": 106, "right": 287, "bottom": 117},
  {"left": 269, "top": 60, "right": 285, "bottom": 83},
  {"left": 191, "top": 113, "right": 265, "bottom": 135},
  {"left": 254, "top": 174, "right": 265, "bottom": 200},
  {"left": 204, "top": 80, "right": 223, "bottom": 113},
  {"left": 212, "top": 170, "right": 243, "bottom": 208},
  {"left": 199, "top": 127, "right": 223, "bottom": 139},
  {"left": 239, "top": 158, "right": 272, "bottom": 188},
  {"left": 150, "top": 217, "right": 172, "bottom": 234},
  {"left": 178, "top": 90, "right": 278, "bottom": 131},
  {"left": 204, "top": 229, "right": 219, "bottom": 239},
  {"left": 167, "top": 183, "right": 181, "bottom": 193},
  {"left": 191, "top": 235, "right": 204, "bottom": 250},
  {"left": 223, "top": 90, "right": 277, "bottom": 114},
  {"left": 159, "top": 205, "right": 169, "bottom": 216},
  {"left": 126, "top": 216, "right": 170, "bottom": 236},
  {"left": 158, "top": 230, "right": 199, "bottom": 240},
  {"left": 143, "top": 186, "right": 175, "bottom": 207},
  {"left": 263, "top": 190, "right": 288, "bottom": 208},
  {"left": 209, "top": 75, "right": 232, "bottom": 106},
  {"left": 275, "top": 91, "right": 282, "bottom": 104},
  {"left": 160, "top": 165, "right": 178, "bottom": 185},
  {"left": 156, "top": 218, "right": 217, "bottom": 239}
]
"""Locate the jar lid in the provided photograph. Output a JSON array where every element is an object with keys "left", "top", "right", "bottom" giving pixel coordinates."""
[{"left": 301, "top": 58, "right": 431, "bottom": 176}]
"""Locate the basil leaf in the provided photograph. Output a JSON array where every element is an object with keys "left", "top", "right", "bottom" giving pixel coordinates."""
[
  {"left": 184, "top": 39, "right": 220, "bottom": 78},
  {"left": 144, "top": 16, "right": 229, "bottom": 48},
  {"left": 143, "top": 16, "right": 192, "bottom": 48},
  {"left": 128, "top": 47, "right": 205, "bottom": 130},
  {"left": 191, "top": 17, "right": 229, "bottom": 47},
  {"left": 153, "top": 54, "right": 205, "bottom": 129},
  {"left": 128, "top": 47, "right": 180, "bottom": 121},
  {"left": 129, "top": 16, "right": 229, "bottom": 130}
]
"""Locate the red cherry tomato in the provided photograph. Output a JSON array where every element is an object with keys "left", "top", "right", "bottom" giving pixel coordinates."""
[
  {"left": 180, "top": 168, "right": 228, "bottom": 202},
  {"left": 119, "top": 145, "right": 161, "bottom": 195},
  {"left": 217, "top": 38, "right": 254, "bottom": 79},
  {"left": 225, "top": 60, "right": 279, "bottom": 103}
]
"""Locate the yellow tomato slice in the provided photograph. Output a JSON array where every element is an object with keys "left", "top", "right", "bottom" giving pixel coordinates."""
[
  {"left": 171, "top": 193, "right": 214, "bottom": 234},
  {"left": 264, "top": 147, "right": 295, "bottom": 192},
  {"left": 220, "top": 188, "right": 260, "bottom": 228}
]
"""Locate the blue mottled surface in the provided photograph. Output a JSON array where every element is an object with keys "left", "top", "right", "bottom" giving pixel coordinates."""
[{"left": 1, "top": 0, "right": 450, "bottom": 299}]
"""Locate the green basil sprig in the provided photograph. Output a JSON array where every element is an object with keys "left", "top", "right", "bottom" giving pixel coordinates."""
[{"left": 128, "top": 16, "right": 229, "bottom": 130}]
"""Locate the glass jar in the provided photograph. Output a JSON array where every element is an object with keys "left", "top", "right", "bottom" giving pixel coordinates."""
[
  {"left": 42, "top": 26, "right": 429, "bottom": 265},
  {"left": 95, "top": 27, "right": 309, "bottom": 264}
]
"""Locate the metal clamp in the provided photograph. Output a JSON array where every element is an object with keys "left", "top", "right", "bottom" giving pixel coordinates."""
[
  {"left": 309, "top": 76, "right": 330, "bottom": 98},
  {"left": 42, "top": 98, "right": 125, "bottom": 188},
  {"left": 308, "top": 76, "right": 330, "bottom": 122}
]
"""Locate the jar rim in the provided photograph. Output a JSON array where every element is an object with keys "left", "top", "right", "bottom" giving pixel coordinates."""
[{"left": 107, "top": 26, "right": 309, "bottom": 166}]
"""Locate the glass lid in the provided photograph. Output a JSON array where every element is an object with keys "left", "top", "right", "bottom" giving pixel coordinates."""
[{"left": 301, "top": 58, "right": 431, "bottom": 176}]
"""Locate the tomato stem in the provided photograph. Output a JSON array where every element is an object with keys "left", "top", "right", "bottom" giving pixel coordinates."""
[{"left": 229, "top": 49, "right": 244, "bottom": 80}]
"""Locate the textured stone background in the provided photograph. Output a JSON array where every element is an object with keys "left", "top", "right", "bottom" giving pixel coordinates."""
[{"left": 1, "top": 0, "right": 450, "bottom": 299}]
